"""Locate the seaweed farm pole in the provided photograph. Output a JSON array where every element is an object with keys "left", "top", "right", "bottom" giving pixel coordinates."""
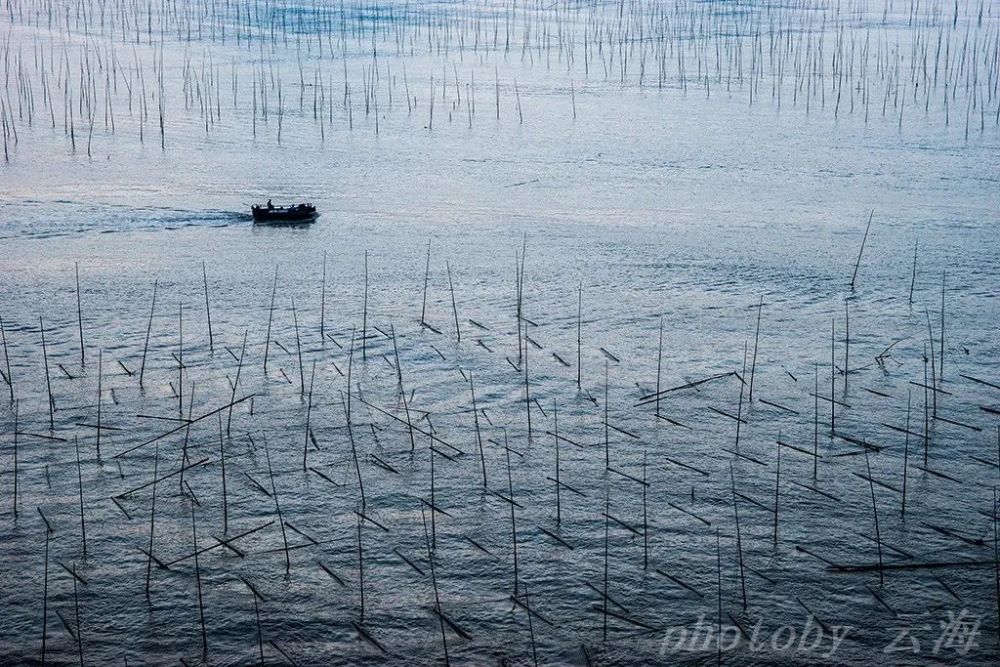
[
  {"left": 602, "top": 481, "right": 609, "bottom": 642},
  {"left": 362, "top": 250, "right": 368, "bottom": 360},
  {"left": 773, "top": 435, "right": 781, "bottom": 546},
  {"left": 347, "top": 418, "right": 366, "bottom": 508},
  {"left": 505, "top": 429, "right": 518, "bottom": 597},
  {"left": 642, "top": 446, "right": 648, "bottom": 570},
  {"left": 390, "top": 325, "right": 415, "bottom": 451},
  {"left": 993, "top": 487, "right": 999, "bottom": 645},
  {"left": 357, "top": 509, "right": 365, "bottom": 621},
  {"left": 139, "top": 280, "right": 157, "bottom": 389},
  {"left": 96, "top": 349, "right": 102, "bottom": 459},
  {"left": 844, "top": 300, "right": 850, "bottom": 394},
  {"left": 902, "top": 389, "right": 911, "bottom": 516},
  {"left": 41, "top": 526, "right": 49, "bottom": 664},
  {"left": 909, "top": 240, "right": 918, "bottom": 305},
  {"left": 736, "top": 341, "right": 747, "bottom": 450},
  {"left": 219, "top": 414, "right": 228, "bottom": 534},
  {"left": 420, "top": 240, "right": 430, "bottom": 326},
  {"left": 1, "top": 311, "right": 13, "bottom": 402},
  {"left": 264, "top": 267, "right": 278, "bottom": 372},
  {"left": 446, "top": 261, "right": 460, "bottom": 341},
  {"left": 604, "top": 360, "right": 609, "bottom": 468},
  {"left": 813, "top": 364, "right": 819, "bottom": 479},
  {"left": 319, "top": 250, "right": 326, "bottom": 341},
  {"left": 226, "top": 331, "right": 247, "bottom": 435},
  {"left": 730, "top": 463, "right": 747, "bottom": 610},
  {"left": 939, "top": 270, "right": 945, "bottom": 379},
  {"left": 346, "top": 330, "right": 355, "bottom": 424},
  {"left": 421, "top": 506, "right": 449, "bottom": 666},
  {"left": 576, "top": 282, "right": 582, "bottom": 389},
  {"left": 554, "top": 399, "right": 561, "bottom": 525},
  {"left": 73, "top": 570, "right": 83, "bottom": 666},
  {"left": 864, "top": 448, "right": 884, "bottom": 585},
  {"left": 263, "top": 434, "right": 291, "bottom": 573},
  {"left": 178, "top": 303, "right": 184, "bottom": 418},
  {"left": 524, "top": 330, "right": 532, "bottom": 440},
  {"left": 12, "top": 401, "right": 18, "bottom": 518},
  {"left": 40, "top": 317, "right": 54, "bottom": 430},
  {"left": 923, "top": 345, "right": 930, "bottom": 464},
  {"left": 716, "top": 527, "right": 723, "bottom": 666},
  {"left": 749, "top": 295, "right": 762, "bottom": 401},
  {"left": 202, "top": 261, "right": 214, "bottom": 353},
  {"left": 850, "top": 209, "right": 874, "bottom": 291},
  {"left": 75, "top": 436, "right": 87, "bottom": 557},
  {"left": 292, "top": 296, "right": 304, "bottom": 396},
  {"left": 655, "top": 317, "right": 663, "bottom": 416},
  {"left": 830, "top": 320, "right": 835, "bottom": 433},
  {"left": 303, "top": 360, "right": 316, "bottom": 471},
  {"left": 471, "top": 371, "right": 485, "bottom": 485},
  {"left": 75, "top": 262, "right": 85, "bottom": 366},
  {"left": 430, "top": 433, "right": 437, "bottom": 551},
  {"left": 191, "top": 505, "right": 208, "bottom": 659},
  {"left": 145, "top": 439, "right": 160, "bottom": 599}
]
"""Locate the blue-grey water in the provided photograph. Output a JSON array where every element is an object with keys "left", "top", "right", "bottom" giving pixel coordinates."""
[{"left": 1, "top": 0, "right": 999, "bottom": 665}]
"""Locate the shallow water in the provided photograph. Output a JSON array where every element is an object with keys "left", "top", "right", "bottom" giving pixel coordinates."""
[{"left": 1, "top": 1, "right": 1000, "bottom": 665}]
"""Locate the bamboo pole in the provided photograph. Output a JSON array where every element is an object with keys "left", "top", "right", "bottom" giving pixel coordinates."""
[
  {"left": 202, "top": 261, "right": 214, "bottom": 353},
  {"left": 264, "top": 267, "right": 278, "bottom": 372},
  {"left": 75, "top": 262, "right": 85, "bottom": 366},
  {"left": 139, "top": 280, "right": 157, "bottom": 389},
  {"left": 40, "top": 317, "right": 54, "bottom": 430}
]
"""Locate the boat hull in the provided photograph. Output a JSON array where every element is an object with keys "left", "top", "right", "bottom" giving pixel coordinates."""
[{"left": 251, "top": 205, "right": 318, "bottom": 224}]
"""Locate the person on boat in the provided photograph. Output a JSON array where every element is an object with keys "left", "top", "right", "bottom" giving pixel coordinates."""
[{"left": 267, "top": 199, "right": 274, "bottom": 210}]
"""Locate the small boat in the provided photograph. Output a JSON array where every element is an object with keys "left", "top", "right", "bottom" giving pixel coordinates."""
[{"left": 251, "top": 202, "right": 318, "bottom": 224}]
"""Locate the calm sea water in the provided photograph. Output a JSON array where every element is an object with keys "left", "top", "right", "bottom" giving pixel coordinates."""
[{"left": 1, "top": 1, "right": 999, "bottom": 664}]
